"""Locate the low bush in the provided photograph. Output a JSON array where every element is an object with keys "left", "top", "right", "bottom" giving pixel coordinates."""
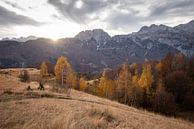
[{"left": 18, "top": 70, "right": 30, "bottom": 82}]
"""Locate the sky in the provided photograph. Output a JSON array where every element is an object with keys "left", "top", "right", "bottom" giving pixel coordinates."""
[{"left": 0, "top": 0, "right": 194, "bottom": 40}]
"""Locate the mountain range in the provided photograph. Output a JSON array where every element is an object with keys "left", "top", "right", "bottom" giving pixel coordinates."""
[
  {"left": 2, "top": 36, "right": 37, "bottom": 42},
  {"left": 0, "top": 20, "right": 194, "bottom": 72}
]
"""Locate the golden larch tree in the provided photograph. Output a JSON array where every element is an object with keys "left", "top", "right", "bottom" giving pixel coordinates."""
[
  {"left": 54, "top": 56, "right": 77, "bottom": 88},
  {"left": 79, "top": 77, "right": 87, "bottom": 91},
  {"left": 116, "top": 63, "right": 132, "bottom": 104},
  {"left": 132, "top": 70, "right": 139, "bottom": 86},
  {"left": 55, "top": 56, "right": 71, "bottom": 80},
  {"left": 138, "top": 63, "right": 153, "bottom": 95},
  {"left": 40, "top": 61, "right": 48, "bottom": 78},
  {"left": 130, "top": 63, "right": 140, "bottom": 86},
  {"left": 66, "top": 71, "right": 77, "bottom": 89},
  {"left": 98, "top": 71, "right": 115, "bottom": 98}
]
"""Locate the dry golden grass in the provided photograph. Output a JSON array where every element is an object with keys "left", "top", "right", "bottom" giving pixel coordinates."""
[
  {"left": 1, "top": 94, "right": 194, "bottom": 129},
  {"left": 0, "top": 68, "right": 194, "bottom": 129},
  {"left": 0, "top": 68, "right": 39, "bottom": 78},
  {"left": 0, "top": 68, "right": 50, "bottom": 94}
]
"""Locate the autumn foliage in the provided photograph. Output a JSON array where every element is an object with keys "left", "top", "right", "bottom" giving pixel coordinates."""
[
  {"left": 98, "top": 70, "right": 115, "bottom": 99},
  {"left": 55, "top": 56, "right": 71, "bottom": 81},
  {"left": 40, "top": 61, "right": 48, "bottom": 78},
  {"left": 88, "top": 52, "right": 193, "bottom": 115},
  {"left": 54, "top": 56, "right": 77, "bottom": 88},
  {"left": 52, "top": 53, "right": 194, "bottom": 116},
  {"left": 79, "top": 77, "right": 87, "bottom": 91}
]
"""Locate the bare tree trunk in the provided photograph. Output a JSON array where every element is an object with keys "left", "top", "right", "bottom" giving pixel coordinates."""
[
  {"left": 125, "top": 71, "right": 129, "bottom": 105},
  {"left": 61, "top": 69, "right": 64, "bottom": 87},
  {"left": 106, "top": 85, "right": 108, "bottom": 98},
  {"left": 125, "top": 81, "right": 127, "bottom": 104}
]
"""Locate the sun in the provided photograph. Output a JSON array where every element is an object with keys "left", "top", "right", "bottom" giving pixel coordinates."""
[
  {"left": 51, "top": 37, "right": 59, "bottom": 42},
  {"left": 49, "top": 35, "right": 59, "bottom": 41},
  {"left": 75, "top": 0, "right": 84, "bottom": 9}
]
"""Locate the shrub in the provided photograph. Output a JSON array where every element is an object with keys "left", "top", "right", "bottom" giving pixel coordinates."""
[
  {"left": 18, "top": 70, "right": 30, "bottom": 82},
  {"left": 89, "top": 107, "right": 115, "bottom": 122},
  {"left": 26, "top": 86, "right": 32, "bottom": 91},
  {"left": 38, "top": 82, "right": 45, "bottom": 90},
  {"left": 3, "top": 89, "right": 13, "bottom": 94}
]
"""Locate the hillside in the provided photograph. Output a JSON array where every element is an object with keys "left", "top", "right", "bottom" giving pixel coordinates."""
[
  {"left": 0, "top": 21, "right": 194, "bottom": 72},
  {"left": 0, "top": 69, "right": 194, "bottom": 129}
]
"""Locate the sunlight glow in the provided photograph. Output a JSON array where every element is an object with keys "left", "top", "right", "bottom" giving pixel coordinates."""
[
  {"left": 12, "top": 20, "right": 85, "bottom": 40},
  {"left": 75, "top": 0, "right": 84, "bottom": 9}
]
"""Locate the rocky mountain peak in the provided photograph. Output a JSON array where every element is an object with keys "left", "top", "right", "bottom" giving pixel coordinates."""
[
  {"left": 75, "top": 29, "right": 111, "bottom": 45},
  {"left": 138, "top": 24, "right": 171, "bottom": 34},
  {"left": 174, "top": 20, "right": 194, "bottom": 33}
]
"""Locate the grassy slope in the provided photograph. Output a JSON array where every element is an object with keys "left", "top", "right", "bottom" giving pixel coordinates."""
[{"left": 0, "top": 69, "right": 194, "bottom": 129}]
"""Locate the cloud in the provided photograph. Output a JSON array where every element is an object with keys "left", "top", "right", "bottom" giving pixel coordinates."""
[
  {"left": 47, "top": 0, "right": 145, "bottom": 31},
  {"left": 106, "top": 11, "right": 142, "bottom": 31},
  {"left": 0, "top": 6, "right": 42, "bottom": 26},
  {"left": 2, "top": 0, "right": 25, "bottom": 11},
  {"left": 102, "top": 0, "right": 145, "bottom": 31},
  {"left": 47, "top": 0, "right": 145, "bottom": 22},
  {"left": 150, "top": 0, "right": 194, "bottom": 17},
  {"left": 48, "top": 0, "right": 115, "bottom": 24}
]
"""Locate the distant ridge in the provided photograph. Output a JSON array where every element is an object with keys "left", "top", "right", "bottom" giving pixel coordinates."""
[{"left": 0, "top": 20, "right": 193, "bottom": 72}]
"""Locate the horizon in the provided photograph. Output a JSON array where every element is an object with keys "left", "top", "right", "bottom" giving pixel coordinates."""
[
  {"left": 0, "top": 0, "right": 194, "bottom": 40},
  {"left": 0, "top": 19, "right": 193, "bottom": 40}
]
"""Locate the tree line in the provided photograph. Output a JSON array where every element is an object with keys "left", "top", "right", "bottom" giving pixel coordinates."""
[{"left": 40, "top": 53, "right": 194, "bottom": 116}]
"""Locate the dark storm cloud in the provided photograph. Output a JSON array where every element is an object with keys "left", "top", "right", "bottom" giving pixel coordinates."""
[
  {"left": 0, "top": 6, "right": 42, "bottom": 26},
  {"left": 150, "top": 0, "right": 194, "bottom": 17}
]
